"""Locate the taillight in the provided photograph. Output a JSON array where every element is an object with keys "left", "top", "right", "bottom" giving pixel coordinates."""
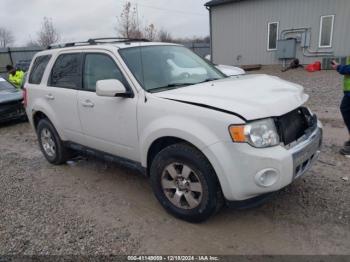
[{"left": 23, "top": 87, "right": 28, "bottom": 107}]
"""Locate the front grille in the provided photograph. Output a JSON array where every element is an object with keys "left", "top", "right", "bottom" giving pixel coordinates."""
[
  {"left": 0, "top": 100, "right": 25, "bottom": 119},
  {"left": 276, "top": 107, "right": 317, "bottom": 146}
]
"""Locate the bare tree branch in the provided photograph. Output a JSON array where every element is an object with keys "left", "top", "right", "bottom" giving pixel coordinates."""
[
  {"left": 0, "top": 27, "right": 14, "bottom": 48},
  {"left": 116, "top": 2, "right": 143, "bottom": 39},
  {"left": 144, "top": 24, "right": 157, "bottom": 41},
  {"left": 37, "top": 17, "right": 61, "bottom": 47}
]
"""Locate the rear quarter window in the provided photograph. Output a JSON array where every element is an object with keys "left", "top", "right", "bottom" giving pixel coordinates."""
[{"left": 29, "top": 55, "right": 52, "bottom": 84}]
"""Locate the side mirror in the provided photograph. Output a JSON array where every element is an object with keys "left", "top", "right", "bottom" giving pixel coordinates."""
[{"left": 96, "top": 79, "right": 131, "bottom": 97}]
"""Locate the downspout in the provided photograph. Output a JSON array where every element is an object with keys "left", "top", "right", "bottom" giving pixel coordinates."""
[
  {"left": 206, "top": 5, "right": 213, "bottom": 62},
  {"left": 8, "top": 47, "right": 13, "bottom": 66}
]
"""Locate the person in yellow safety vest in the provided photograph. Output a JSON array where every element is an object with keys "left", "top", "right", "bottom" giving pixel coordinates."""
[
  {"left": 6, "top": 65, "right": 25, "bottom": 89},
  {"left": 332, "top": 58, "right": 350, "bottom": 157}
]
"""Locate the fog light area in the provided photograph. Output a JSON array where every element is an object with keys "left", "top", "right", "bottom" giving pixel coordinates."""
[{"left": 255, "top": 168, "right": 279, "bottom": 187}]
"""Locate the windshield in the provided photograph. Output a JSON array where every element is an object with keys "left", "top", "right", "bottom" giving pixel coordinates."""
[
  {"left": 0, "top": 78, "right": 16, "bottom": 91},
  {"left": 119, "top": 45, "right": 225, "bottom": 92}
]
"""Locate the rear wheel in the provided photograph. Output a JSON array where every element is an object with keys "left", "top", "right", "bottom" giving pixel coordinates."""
[
  {"left": 150, "top": 143, "right": 223, "bottom": 223},
  {"left": 37, "top": 119, "right": 71, "bottom": 165}
]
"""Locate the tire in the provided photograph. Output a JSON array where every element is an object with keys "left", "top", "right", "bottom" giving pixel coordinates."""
[
  {"left": 150, "top": 143, "right": 223, "bottom": 223},
  {"left": 37, "top": 118, "right": 71, "bottom": 165}
]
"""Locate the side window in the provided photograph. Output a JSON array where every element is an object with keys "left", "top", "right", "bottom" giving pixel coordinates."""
[
  {"left": 49, "top": 53, "right": 82, "bottom": 89},
  {"left": 29, "top": 55, "right": 51, "bottom": 84},
  {"left": 267, "top": 22, "right": 279, "bottom": 51},
  {"left": 83, "top": 53, "right": 126, "bottom": 92}
]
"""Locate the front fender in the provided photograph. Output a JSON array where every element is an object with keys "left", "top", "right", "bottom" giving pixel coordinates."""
[
  {"left": 140, "top": 115, "right": 222, "bottom": 167},
  {"left": 139, "top": 115, "right": 236, "bottom": 200}
]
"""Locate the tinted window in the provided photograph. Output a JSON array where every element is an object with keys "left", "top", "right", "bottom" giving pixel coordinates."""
[
  {"left": 83, "top": 53, "right": 126, "bottom": 92},
  {"left": 29, "top": 55, "right": 51, "bottom": 84},
  {"left": 49, "top": 53, "right": 82, "bottom": 89}
]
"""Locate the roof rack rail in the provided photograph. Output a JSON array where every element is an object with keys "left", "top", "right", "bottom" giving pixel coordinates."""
[
  {"left": 47, "top": 37, "right": 150, "bottom": 50},
  {"left": 87, "top": 37, "right": 150, "bottom": 44},
  {"left": 47, "top": 41, "right": 92, "bottom": 50}
]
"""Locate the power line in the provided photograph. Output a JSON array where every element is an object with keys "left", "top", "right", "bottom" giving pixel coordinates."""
[
  {"left": 137, "top": 3, "right": 207, "bottom": 17},
  {"left": 116, "top": 1, "right": 208, "bottom": 17}
]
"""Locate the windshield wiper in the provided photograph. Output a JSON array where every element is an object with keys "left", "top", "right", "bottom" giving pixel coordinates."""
[
  {"left": 148, "top": 78, "right": 221, "bottom": 93},
  {"left": 199, "top": 78, "right": 221, "bottom": 83},
  {"left": 148, "top": 83, "right": 195, "bottom": 93}
]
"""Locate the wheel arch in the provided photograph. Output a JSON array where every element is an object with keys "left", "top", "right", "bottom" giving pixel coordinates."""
[
  {"left": 33, "top": 111, "right": 49, "bottom": 130},
  {"left": 147, "top": 136, "right": 190, "bottom": 173},
  {"left": 145, "top": 134, "right": 226, "bottom": 191},
  {"left": 31, "top": 108, "right": 67, "bottom": 141}
]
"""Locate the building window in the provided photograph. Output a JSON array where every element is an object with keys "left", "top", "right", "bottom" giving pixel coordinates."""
[
  {"left": 267, "top": 22, "right": 279, "bottom": 51},
  {"left": 319, "top": 15, "right": 334, "bottom": 48}
]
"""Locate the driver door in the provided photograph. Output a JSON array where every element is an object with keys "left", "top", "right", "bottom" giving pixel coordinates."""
[{"left": 77, "top": 52, "right": 139, "bottom": 162}]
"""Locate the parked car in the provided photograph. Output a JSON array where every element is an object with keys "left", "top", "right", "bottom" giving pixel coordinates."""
[
  {"left": 215, "top": 64, "right": 246, "bottom": 76},
  {"left": 0, "top": 77, "right": 26, "bottom": 123},
  {"left": 15, "top": 60, "right": 32, "bottom": 72},
  {"left": 205, "top": 55, "right": 245, "bottom": 76},
  {"left": 24, "top": 39, "right": 322, "bottom": 222}
]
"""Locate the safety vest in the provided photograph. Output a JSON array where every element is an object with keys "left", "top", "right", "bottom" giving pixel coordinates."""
[
  {"left": 8, "top": 70, "right": 25, "bottom": 89},
  {"left": 344, "top": 56, "right": 350, "bottom": 92}
]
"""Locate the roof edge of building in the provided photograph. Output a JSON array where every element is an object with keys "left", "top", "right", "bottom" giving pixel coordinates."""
[{"left": 205, "top": 0, "right": 246, "bottom": 7}]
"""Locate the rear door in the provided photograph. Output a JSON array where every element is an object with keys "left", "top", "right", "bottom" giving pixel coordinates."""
[
  {"left": 45, "top": 52, "right": 85, "bottom": 144},
  {"left": 77, "top": 51, "right": 139, "bottom": 161}
]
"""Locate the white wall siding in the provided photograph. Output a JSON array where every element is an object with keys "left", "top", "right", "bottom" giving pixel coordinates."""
[{"left": 211, "top": 0, "right": 350, "bottom": 65}]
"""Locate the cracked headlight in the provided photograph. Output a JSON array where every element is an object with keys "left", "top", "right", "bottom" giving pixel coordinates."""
[{"left": 229, "top": 118, "right": 280, "bottom": 148}]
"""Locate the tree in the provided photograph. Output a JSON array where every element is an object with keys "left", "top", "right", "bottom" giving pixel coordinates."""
[
  {"left": 158, "top": 29, "right": 172, "bottom": 42},
  {"left": 144, "top": 24, "right": 157, "bottom": 41},
  {"left": 37, "top": 17, "right": 60, "bottom": 47},
  {"left": 116, "top": 2, "right": 142, "bottom": 38},
  {"left": 0, "top": 27, "right": 14, "bottom": 48},
  {"left": 203, "top": 36, "right": 211, "bottom": 43}
]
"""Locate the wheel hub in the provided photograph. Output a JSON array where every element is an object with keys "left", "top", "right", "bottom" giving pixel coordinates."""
[
  {"left": 175, "top": 177, "right": 190, "bottom": 191},
  {"left": 161, "top": 163, "right": 203, "bottom": 210}
]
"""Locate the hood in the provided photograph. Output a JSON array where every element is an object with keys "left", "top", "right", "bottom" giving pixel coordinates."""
[
  {"left": 154, "top": 74, "right": 308, "bottom": 121},
  {"left": 0, "top": 89, "right": 23, "bottom": 104}
]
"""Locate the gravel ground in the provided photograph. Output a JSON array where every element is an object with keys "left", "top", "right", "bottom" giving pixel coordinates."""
[{"left": 0, "top": 67, "right": 349, "bottom": 255}]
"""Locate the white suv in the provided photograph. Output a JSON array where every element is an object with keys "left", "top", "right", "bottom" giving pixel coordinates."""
[{"left": 24, "top": 38, "right": 322, "bottom": 222}]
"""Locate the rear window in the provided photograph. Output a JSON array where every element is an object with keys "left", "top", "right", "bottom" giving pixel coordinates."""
[
  {"left": 29, "top": 55, "right": 51, "bottom": 84},
  {"left": 49, "top": 53, "right": 82, "bottom": 89},
  {"left": 0, "top": 78, "right": 16, "bottom": 91}
]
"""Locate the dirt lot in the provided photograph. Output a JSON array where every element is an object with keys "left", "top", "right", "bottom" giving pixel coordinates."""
[{"left": 0, "top": 67, "right": 349, "bottom": 255}]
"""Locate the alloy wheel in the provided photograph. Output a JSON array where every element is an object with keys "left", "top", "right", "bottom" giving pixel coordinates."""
[{"left": 40, "top": 128, "right": 56, "bottom": 158}]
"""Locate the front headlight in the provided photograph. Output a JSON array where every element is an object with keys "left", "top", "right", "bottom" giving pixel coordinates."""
[{"left": 229, "top": 118, "right": 280, "bottom": 148}]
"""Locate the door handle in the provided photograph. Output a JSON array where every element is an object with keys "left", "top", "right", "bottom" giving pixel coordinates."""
[
  {"left": 82, "top": 100, "right": 95, "bottom": 108},
  {"left": 45, "top": 94, "right": 55, "bottom": 100}
]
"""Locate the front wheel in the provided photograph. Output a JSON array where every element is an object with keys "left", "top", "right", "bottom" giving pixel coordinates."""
[{"left": 150, "top": 143, "right": 223, "bottom": 223}]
